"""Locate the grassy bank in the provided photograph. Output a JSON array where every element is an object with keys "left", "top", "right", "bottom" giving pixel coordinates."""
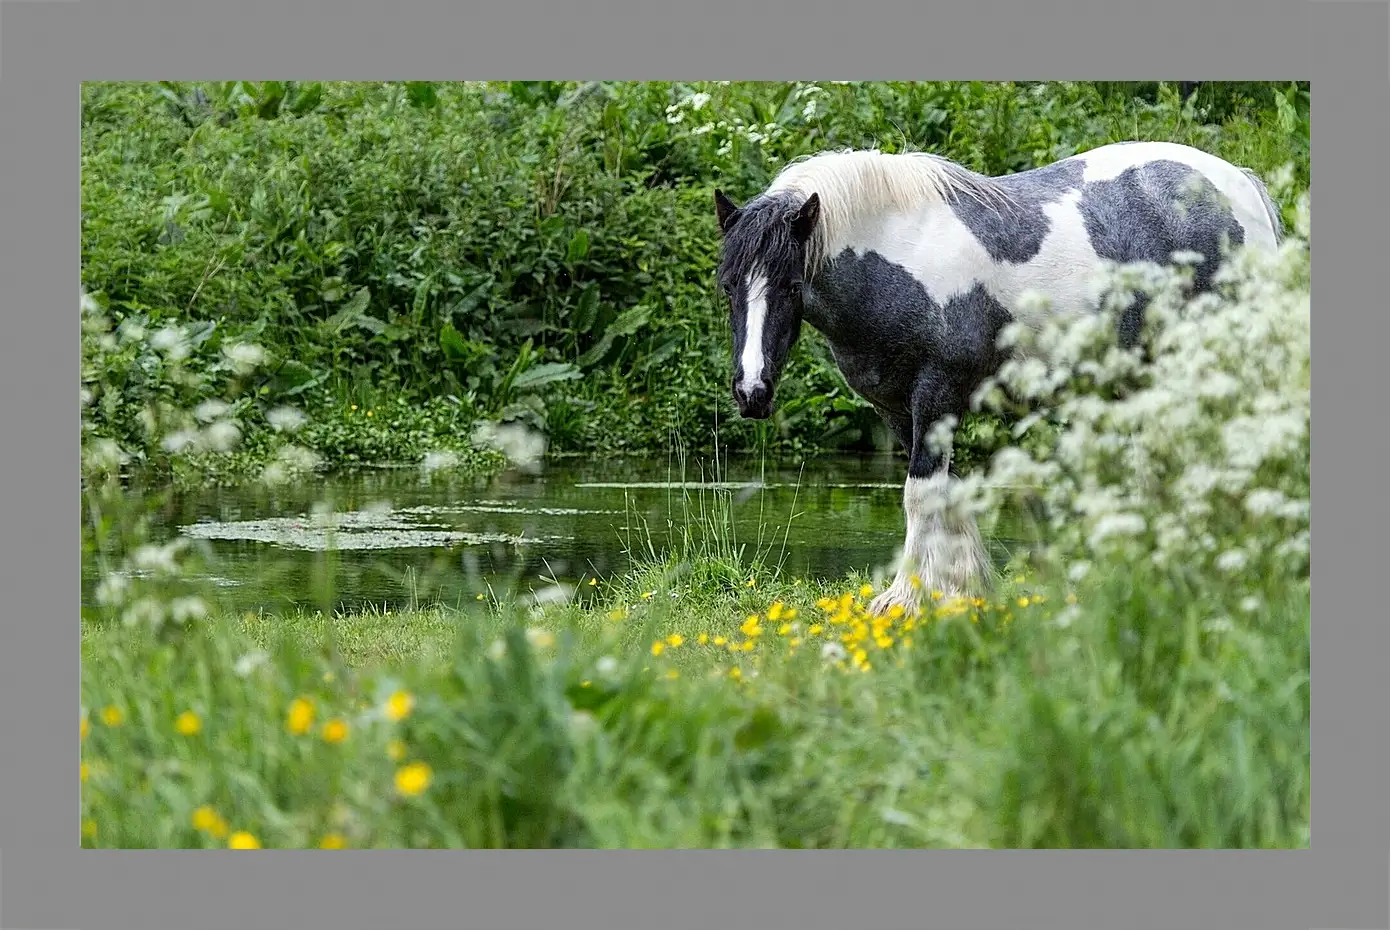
[
  {"left": 81, "top": 80, "right": 1310, "bottom": 484},
  {"left": 80, "top": 551, "right": 1308, "bottom": 849}
]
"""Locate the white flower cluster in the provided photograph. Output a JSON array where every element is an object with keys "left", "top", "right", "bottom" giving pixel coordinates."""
[
  {"left": 81, "top": 289, "right": 311, "bottom": 633},
  {"left": 970, "top": 187, "right": 1311, "bottom": 600},
  {"left": 662, "top": 83, "right": 827, "bottom": 159}
]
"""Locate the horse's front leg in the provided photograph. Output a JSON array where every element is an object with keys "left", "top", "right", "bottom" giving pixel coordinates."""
[{"left": 869, "top": 390, "right": 992, "bottom": 618}]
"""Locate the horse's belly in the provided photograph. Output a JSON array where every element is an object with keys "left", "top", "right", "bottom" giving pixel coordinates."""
[{"left": 829, "top": 346, "right": 914, "bottom": 412}]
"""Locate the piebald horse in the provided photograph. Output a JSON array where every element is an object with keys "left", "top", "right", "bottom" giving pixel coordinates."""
[{"left": 713, "top": 141, "right": 1284, "bottom": 617}]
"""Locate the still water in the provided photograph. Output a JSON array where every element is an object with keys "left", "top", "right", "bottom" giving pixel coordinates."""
[{"left": 86, "top": 453, "right": 1015, "bottom": 616}]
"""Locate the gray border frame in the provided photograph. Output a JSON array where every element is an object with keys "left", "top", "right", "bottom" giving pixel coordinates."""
[{"left": 4, "top": 0, "right": 1382, "bottom": 925}]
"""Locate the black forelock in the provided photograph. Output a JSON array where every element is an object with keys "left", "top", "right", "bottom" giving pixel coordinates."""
[{"left": 717, "top": 192, "right": 808, "bottom": 291}]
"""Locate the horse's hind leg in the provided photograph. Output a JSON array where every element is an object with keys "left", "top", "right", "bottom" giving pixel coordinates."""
[{"left": 1117, "top": 292, "right": 1147, "bottom": 352}]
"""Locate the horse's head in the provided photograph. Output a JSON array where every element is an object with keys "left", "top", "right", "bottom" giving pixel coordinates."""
[{"left": 714, "top": 188, "right": 821, "bottom": 420}]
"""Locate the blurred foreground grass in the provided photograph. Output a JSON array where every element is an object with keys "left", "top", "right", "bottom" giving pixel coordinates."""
[{"left": 81, "top": 556, "right": 1308, "bottom": 850}]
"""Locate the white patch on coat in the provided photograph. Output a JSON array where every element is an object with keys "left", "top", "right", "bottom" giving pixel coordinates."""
[
  {"left": 839, "top": 187, "right": 1104, "bottom": 333},
  {"left": 739, "top": 270, "right": 769, "bottom": 393}
]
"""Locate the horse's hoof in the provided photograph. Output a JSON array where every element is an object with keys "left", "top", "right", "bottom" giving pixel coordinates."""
[{"left": 868, "top": 583, "right": 920, "bottom": 618}]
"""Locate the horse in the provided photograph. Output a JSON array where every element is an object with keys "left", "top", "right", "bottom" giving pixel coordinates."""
[{"left": 712, "top": 140, "right": 1285, "bottom": 617}]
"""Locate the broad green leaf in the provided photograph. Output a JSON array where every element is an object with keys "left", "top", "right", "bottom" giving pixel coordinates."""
[
  {"left": 572, "top": 285, "right": 601, "bottom": 332},
  {"left": 575, "top": 332, "right": 615, "bottom": 369},
  {"left": 607, "top": 304, "right": 651, "bottom": 338},
  {"left": 512, "top": 362, "right": 582, "bottom": 392},
  {"left": 289, "top": 82, "right": 324, "bottom": 116},
  {"left": 566, "top": 229, "right": 590, "bottom": 263},
  {"left": 406, "top": 82, "right": 439, "bottom": 109}
]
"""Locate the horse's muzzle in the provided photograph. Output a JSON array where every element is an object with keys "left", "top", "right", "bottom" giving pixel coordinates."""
[{"left": 734, "top": 383, "right": 774, "bottom": 420}]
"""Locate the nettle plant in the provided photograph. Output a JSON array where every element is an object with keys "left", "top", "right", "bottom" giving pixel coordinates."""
[{"left": 964, "top": 177, "right": 1310, "bottom": 609}]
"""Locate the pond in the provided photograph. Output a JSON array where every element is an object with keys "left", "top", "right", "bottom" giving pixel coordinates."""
[{"left": 83, "top": 453, "right": 1022, "bottom": 616}]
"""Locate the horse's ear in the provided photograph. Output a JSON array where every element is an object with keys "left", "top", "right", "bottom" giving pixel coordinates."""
[
  {"left": 714, "top": 189, "right": 742, "bottom": 234},
  {"left": 791, "top": 193, "right": 821, "bottom": 243}
]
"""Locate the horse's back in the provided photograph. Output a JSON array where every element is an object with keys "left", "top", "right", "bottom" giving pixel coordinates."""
[{"left": 1062, "top": 141, "right": 1281, "bottom": 252}]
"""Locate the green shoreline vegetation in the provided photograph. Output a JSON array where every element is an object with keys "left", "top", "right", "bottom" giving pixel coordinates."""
[
  {"left": 82, "top": 80, "right": 1308, "bottom": 485},
  {"left": 81, "top": 81, "right": 1310, "bottom": 849}
]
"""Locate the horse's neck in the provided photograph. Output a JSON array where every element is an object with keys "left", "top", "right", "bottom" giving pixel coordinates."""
[{"left": 803, "top": 202, "right": 953, "bottom": 341}]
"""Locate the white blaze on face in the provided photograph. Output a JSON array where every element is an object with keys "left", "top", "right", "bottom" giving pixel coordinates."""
[{"left": 738, "top": 270, "right": 769, "bottom": 395}]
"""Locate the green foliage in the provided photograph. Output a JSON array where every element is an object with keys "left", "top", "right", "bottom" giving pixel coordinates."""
[
  {"left": 79, "top": 81, "right": 1310, "bottom": 849},
  {"left": 82, "top": 80, "right": 1310, "bottom": 475}
]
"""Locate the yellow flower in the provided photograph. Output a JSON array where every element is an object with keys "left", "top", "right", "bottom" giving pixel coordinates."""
[
  {"left": 386, "top": 739, "right": 407, "bottom": 761},
  {"left": 666, "top": 633, "right": 684, "bottom": 647},
  {"left": 286, "top": 697, "right": 315, "bottom": 735},
  {"left": 80, "top": 716, "right": 89, "bottom": 741},
  {"left": 321, "top": 718, "right": 349, "bottom": 745},
  {"left": 745, "top": 578, "right": 756, "bottom": 588},
  {"left": 777, "top": 623, "right": 792, "bottom": 636},
  {"left": 384, "top": 691, "right": 415, "bottom": 722},
  {"left": 192, "top": 806, "right": 229, "bottom": 838},
  {"left": 1017, "top": 596, "right": 1031, "bottom": 608},
  {"left": 366, "top": 410, "right": 374, "bottom": 417},
  {"left": 175, "top": 710, "right": 202, "bottom": 736},
  {"left": 784, "top": 608, "right": 798, "bottom": 620},
  {"left": 350, "top": 404, "right": 358, "bottom": 411},
  {"left": 697, "top": 633, "right": 709, "bottom": 645},
  {"left": 909, "top": 574, "right": 922, "bottom": 589},
  {"left": 475, "top": 593, "right": 485, "bottom": 601},
  {"left": 319, "top": 833, "right": 347, "bottom": 849},
  {"left": 859, "top": 584, "right": 874, "bottom": 598},
  {"left": 228, "top": 831, "right": 261, "bottom": 849},
  {"left": 526, "top": 628, "right": 556, "bottom": 649},
  {"left": 82, "top": 819, "right": 98, "bottom": 839},
  {"left": 650, "top": 641, "right": 665, "bottom": 657},
  {"left": 789, "top": 637, "right": 802, "bottom": 648},
  {"left": 641, "top": 591, "right": 654, "bottom": 600},
  {"left": 808, "top": 623, "right": 823, "bottom": 636},
  {"left": 713, "top": 635, "right": 727, "bottom": 646},
  {"left": 665, "top": 669, "right": 680, "bottom": 680},
  {"left": 887, "top": 604, "right": 905, "bottom": 620},
  {"left": 740, "top": 641, "right": 755, "bottom": 653},
  {"left": 80, "top": 762, "right": 90, "bottom": 783},
  {"left": 395, "top": 762, "right": 433, "bottom": 797},
  {"left": 728, "top": 667, "right": 743, "bottom": 680},
  {"left": 767, "top": 601, "right": 785, "bottom": 622},
  {"left": 100, "top": 705, "right": 124, "bottom": 727},
  {"left": 588, "top": 577, "right": 598, "bottom": 586}
]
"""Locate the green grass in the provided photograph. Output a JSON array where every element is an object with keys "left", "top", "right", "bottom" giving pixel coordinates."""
[{"left": 80, "top": 549, "right": 1308, "bottom": 850}]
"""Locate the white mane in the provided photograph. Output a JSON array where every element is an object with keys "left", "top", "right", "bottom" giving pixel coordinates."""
[{"left": 765, "top": 149, "right": 1013, "bottom": 276}]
